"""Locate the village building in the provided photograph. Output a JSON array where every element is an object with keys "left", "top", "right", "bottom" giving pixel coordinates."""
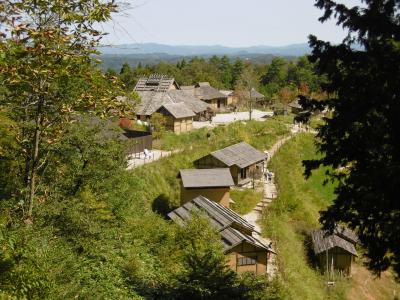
[
  {"left": 134, "top": 74, "right": 179, "bottom": 92},
  {"left": 288, "top": 98, "right": 304, "bottom": 114},
  {"left": 179, "top": 168, "right": 234, "bottom": 207},
  {"left": 134, "top": 75, "right": 210, "bottom": 122},
  {"left": 181, "top": 82, "right": 228, "bottom": 111},
  {"left": 194, "top": 142, "right": 267, "bottom": 186},
  {"left": 168, "top": 195, "right": 275, "bottom": 275},
  {"left": 311, "top": 226, "right": 358, "bottom": 275},
  {"left": 156, "top": 103, "right": 195, "bottom": 134},
  {"left": 219, "top": 90, "right": 236, "bottom": 106}
]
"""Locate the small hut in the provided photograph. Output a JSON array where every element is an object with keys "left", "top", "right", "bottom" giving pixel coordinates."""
[
  {"left": 182, "top": 82, "right": 228, "bottom": 112},
  {"left": 288, "top": 98, "right": 303, "bottom": 114},
  {"left": 311, "top": 226, "right": 358, "bottom": 275},
  {"left": 194, "top": 142, "right": 267, "bottom": 186},
  {"left": 157, "top": 103, "right": 195, "bottom": 134},
  {"left": 168, "top": 195, "right": 275, "bottom": 275},
  {"left": 179, "top": 168, "right": 234, "bottom": 207}
]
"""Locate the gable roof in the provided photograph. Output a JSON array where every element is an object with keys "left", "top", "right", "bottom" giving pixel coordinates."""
[
  {"left": 311, "top": 229, "right": 358, "bottom": 256},
  {"left": 136, "top": 90, "right": 208, "bottom": 116},
  {"left": 220, "top": 90, "right": 234, "bottom": 96},
  {"left": 160, "top": 103, "right": 195, "bottom": 119},
  {"left": 168, "top": 196, "right": 273, "bottom": 253},
  {"left": 210, "top": 142, "right": 267, "bottom": 169},
  {"left": 134, "top": 74, "right": 178, "bottom": 92},
  {"left": 182, "top": 83, "right": 227, "bottom": 101},
  {"left": 179, "top": 169, "right": 234, "bottom": 188},
  {"left": 289, "top": 98, "right": 302, "bottom": 109}
]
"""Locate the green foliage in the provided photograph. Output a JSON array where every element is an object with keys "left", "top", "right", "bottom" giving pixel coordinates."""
[
  {"left": 302, "top": 0, "right": 400, "bottom": 276},
  {"left": 150, "top": 112, "right": 167, "bottom": 139}
]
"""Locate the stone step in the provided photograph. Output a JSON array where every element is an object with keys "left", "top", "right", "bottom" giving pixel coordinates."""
[
  {"left": 253, "top": 207, "right": 263, "bottom": 212},
  {"left": 262, "top": 199, "right": 273, "bottom": 204}
]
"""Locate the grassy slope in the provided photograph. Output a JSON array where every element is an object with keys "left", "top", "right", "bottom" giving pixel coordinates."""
[
  {"left": 262, "top": 133, "right": 400, "bottom": 300},
  {"left": 230, "top": 189, "right": 263, "bottom": 215},
  {"left": 262, "top": 133, "right": 348, "bottom": 300}
]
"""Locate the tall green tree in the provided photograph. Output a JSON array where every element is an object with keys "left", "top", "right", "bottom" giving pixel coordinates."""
[
  {"left": 300, "top": 0, "right": 400, "bottom": 277},
  {"left": 0, "top": 0, "right": 126, "bottom": 219}
]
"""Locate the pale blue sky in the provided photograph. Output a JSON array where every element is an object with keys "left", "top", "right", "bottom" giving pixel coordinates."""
[{"left": 102, "top": 0, "right": 360, "bottom": 46}]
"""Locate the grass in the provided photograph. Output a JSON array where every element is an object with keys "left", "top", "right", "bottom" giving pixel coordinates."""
[
  {"left": 261, "top": 133, "right": 349, "bottom": 300},
  {"left": 230, "top": 189, "right": 263, "bottom": 215}
]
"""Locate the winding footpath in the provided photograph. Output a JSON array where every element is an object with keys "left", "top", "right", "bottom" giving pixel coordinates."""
[{"left": 242, "top": 125, "right": 306, "bottom": 277}]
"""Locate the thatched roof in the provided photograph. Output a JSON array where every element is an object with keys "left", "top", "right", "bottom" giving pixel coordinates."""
[
  {"left": 209, "top": 142, "right": 267, "bottom": 169},
  {"left": 179, "top": 169, "right": 234, "bottom": 188},
  {"left": 235, "top": 88, "right": 265, "bottom": 100},
  {"left": 182, "top": 82, "right": 227, "bottom": 101},
  {"left": 168, "top": 196, "right": 273, "bottom": 253},
  {"left": 160, "top": 103, "right": 195, "bottom": 119},
  {"left": 289, "top": 98, "right": 302, "bottom": 109},
  {"left": 134, "top": 74, "right": 178, "bottom": 92},
  {"left": 219, "top": 90, "right": 234, "bottom": 96},
  {"left": 136, "top": 90, "right": 208, "bottom": 116},
  {"left": 311, "top": 229, "right": 358, "bottom": 256}
]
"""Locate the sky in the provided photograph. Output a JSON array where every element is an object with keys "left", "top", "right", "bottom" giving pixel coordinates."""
[{"left": 101, "top": 0, "right": 361, "bottom": 47}]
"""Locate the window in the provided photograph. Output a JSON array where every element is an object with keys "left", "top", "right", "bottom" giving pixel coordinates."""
[
  {"left": 237, "top": 256, "right": 257, "bottom": 266},
  {"left": 240, "top": 168, "right": 247, "bottom": 179}
]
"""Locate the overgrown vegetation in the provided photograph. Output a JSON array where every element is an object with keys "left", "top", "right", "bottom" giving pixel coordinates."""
[
  {"left": 231, "top": 189, "right": 263, "bottom": 215},
  {"left": 262, "top": 134, "right": 349, "bottom": 299},
  {"left": 0, "top": 116, "right": 290, "bottom": 298}
]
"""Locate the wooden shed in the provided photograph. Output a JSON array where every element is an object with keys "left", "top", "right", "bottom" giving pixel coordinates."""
[
  {"left": 194, "top": 142, "right": 267, "bottom": 186},
  {"left": 157, "top": 103, "right": 195, "bottom": 134},
  {"left": 168, "top": 196, "right": 275, "bottom": 275},
  {"left": 311, "top": 226, "right": 358, "bottom": 275},
  {"left": 179, "top": 169, "right": 234, "bottom": 207},
  {"left": 288, "top": 98, "right": 303, "bottom": 114},
  {"left": 181, "top": 82, "right": 228, "bottom": 112}
]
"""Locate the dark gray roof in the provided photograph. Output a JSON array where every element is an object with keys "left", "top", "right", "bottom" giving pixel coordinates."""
[
  {"left": 134, "top": 74, "right": 178, "bottom": 92},
  {"left": 180, "top": 169, "right": 234, "bottom": 188},
  {"left": 221, "top": 227, "right": 272, "bottom": 252},
  {"left": 160, "top": 103, "right": 195, "bottom": 119},
  {"left": 136, "top": 90, "right": 208, "bottom": 116},
  {"left": 210, "top": 142, "right": 267, "bottom": 169},
  {"left": 334, "top": 225, "right": 359, "bottom": 244},
  {"left": 168, "top": 195, "right": 254, "bottom": 233},
  {"left": 311, "top": 229, "right": 358, "bottom": 256},
  {"left": 168, "top": 196, "right": 273, "bottom": 253},
  {"left": 183, "top": 83, "right": 227, "bottom": 101}
]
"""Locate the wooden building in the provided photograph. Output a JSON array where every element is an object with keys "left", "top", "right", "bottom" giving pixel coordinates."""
[
  {"left": 134, "top": 74, "right": 210, "bottom": 121},
  {"left": 157, "top": 103, "right": 195, "bottom": 134},
  {"left": 194, "top": 142, "right": 267, "bottom": 186},
  {"left": 311, "top": 226, "right": 358, "bottom": 275},
  {"left": 220, "top": 90, "right": 236, "bottom": 106},
  {"left": 288, "top": 98, "right": 303, "bottom": 114},
  {"left": 168, "top": 195, "right": 275, "bottom": 275},
  {"left": 179, "top": 169, "right": 234, "bottom": 207},
  {"left": 181, "top": 82, "right": 228, "bottom": 112},
  {"left": 134, "top": 74, "right": 179, "bottom": 92}
]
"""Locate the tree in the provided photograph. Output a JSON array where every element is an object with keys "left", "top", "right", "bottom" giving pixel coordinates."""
[
  {"left": 299, "top": 0, "right": 400, "bottom": 277},
  {"left": 150, "top": 112, "right": 167, "bottom": 140},
  {"left": 236, "top": 65, "right": 259, "bottom": 120},
  {"left": 0, "top": 1, "right": 127, "bottom": 219}
]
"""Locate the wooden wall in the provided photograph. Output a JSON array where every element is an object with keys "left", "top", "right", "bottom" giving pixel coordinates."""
[
  {"left": 226, "top": 243, "right": 269, "bottom": 276},
  {"left": 181, "top": 184, "right": 231, "bottom": 208},
  {"left": 316, "top": 247, "right": 353, "bottom": 275}
]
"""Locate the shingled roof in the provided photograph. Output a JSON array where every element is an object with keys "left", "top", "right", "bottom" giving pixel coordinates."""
[
  {"left": 289, "top": 98, "right": 302, "bottom": 109},
  {"left": 179, "top": 169, "right": 234, "bottom": 188},
  {"left": 311, "top": 229, "right": 358, "bottom": 256},
  {"left": 210, "top": 142, "right": 267, "bottom": 169},
  {"left": 134, "top": 74, "right": 178, "bottom": 92},
  {"left": 168, "top": 196, "right": 273, "bottom": 252},
  {"left": 160, "top": 103, "right": 195, "bottom": 119},
  {"left": 136, "top": 90, "right": 208, "bottom": 116},
  {"left": 182, "top": 82, "right": 228, "bottom": 101}
]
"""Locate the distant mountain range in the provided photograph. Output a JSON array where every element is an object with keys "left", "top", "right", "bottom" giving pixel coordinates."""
[{"left": 99, "top": 42, "right": 311, "bottom": 57}]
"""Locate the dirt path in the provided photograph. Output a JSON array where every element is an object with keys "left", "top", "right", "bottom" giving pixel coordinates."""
[{"left": 242, "top": 128, "right": 300, "bottom": 277}]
